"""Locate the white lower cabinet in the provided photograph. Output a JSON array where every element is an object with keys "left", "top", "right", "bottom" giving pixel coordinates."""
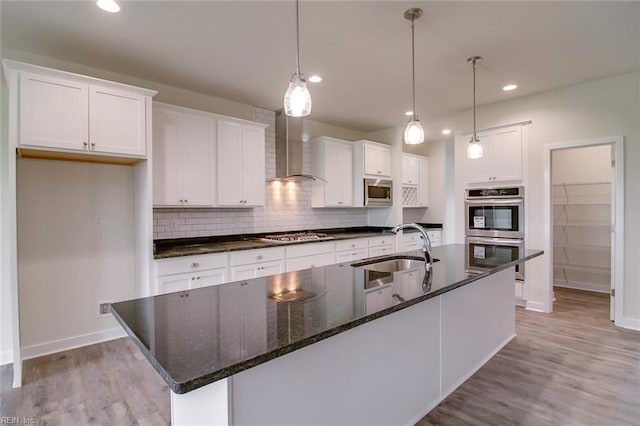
[
  {"left": 335, "top": 238, "right": 369, "bottom": 263},
  {"left": 285, "top": 242, "right": 336, "bottom": 272},
  {"left": 398, "top": 229, "right": 442, "bottom": 252},
  {"left": 155, "top": 253, "right": 229, "bottom": 295},
  {"left": 365, "top": 285, "right": 394, "bottom": 315},
  {"left": 229, "top": 247, "right": 285, "bottom": 281},
  {"left": 368, "top": 235, "right": 395, "bottom": 257}
]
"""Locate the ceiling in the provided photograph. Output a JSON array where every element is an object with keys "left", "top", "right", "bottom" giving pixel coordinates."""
[{"left": 2, "top": 1, "right": 639, "bottom": 139}]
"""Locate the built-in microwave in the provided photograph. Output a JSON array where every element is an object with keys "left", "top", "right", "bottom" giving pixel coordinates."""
[
  {"left": 465, "top": 236, "right": 525, "bottom": 281},
  {"left": 465, "top": 187, "right": 524, "bottom": 239},
  {"left": 364, "top": 178, "right": 392, "bottom": 207}
]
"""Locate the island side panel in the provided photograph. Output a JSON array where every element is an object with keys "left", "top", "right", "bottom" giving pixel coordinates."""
[
  {"left": 441, "top": 267, "right": 516, "bottom": 396},
  {"left": 171, "top": 378, "right": 231, "bottom": 425},
  {"left": 232, "top": 296, "right": 442, "bottom": 426}
]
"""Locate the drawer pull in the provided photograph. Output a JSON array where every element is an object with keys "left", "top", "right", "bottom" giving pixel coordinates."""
[
  {"left": 191, "top": 262, "right": 199, "bottom": 268},
  {"left": 257, "top": 255, "right": 263, "bottom": 260}
]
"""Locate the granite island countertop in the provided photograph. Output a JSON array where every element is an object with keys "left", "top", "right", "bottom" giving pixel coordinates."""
[
  {"left": 153, "top": 225, "right": 443, "bottom": 259},
  {"left": 111, "top": 243, "right": 542, "bottom": 394}
]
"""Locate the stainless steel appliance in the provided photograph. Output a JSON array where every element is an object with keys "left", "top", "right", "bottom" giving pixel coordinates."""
[
  {"left": 465, "top": 236, "right": 525, "bottom": 281},
  {"left": 364, "top": 178, "right": 393, "bottom": 207},
  {"left": 262, "top": 232, "right": 333, "bottom": 243},
  {"left": 465, "top": 186, "right": 524, "bottom": 239}
]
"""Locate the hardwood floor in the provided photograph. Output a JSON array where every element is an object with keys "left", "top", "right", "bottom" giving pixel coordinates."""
[
  {"left": 419, "top": 287, "right": 640, "bottom": 425},
  {"left": 1, "top": 287, "right": 638, "bottom": 425}
]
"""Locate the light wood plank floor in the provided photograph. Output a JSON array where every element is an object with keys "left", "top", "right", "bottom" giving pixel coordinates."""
[{"left": 2, "top": 287, "right": 638, "bottom": 425}]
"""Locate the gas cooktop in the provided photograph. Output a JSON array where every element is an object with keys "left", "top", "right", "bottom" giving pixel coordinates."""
[{"left": 261, "top": 232, "right": 333, "bottom": 243}]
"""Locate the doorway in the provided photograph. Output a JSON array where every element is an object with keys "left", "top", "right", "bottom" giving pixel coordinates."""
[{"left": 543, "top": 136, "right": 624, "bottom": 326}]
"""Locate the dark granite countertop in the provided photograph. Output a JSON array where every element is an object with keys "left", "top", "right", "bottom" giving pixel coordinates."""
[
  {"left": 153, "top": 226, "right": 396, "bottom": 259},
  {"left": 154, "top": 225, "right": 445, "bottom": 259},
  {"left": 111, "top": 244, "right": 542, "bottom": 394}
]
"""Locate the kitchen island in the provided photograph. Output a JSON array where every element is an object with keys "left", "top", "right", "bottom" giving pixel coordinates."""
[{"left": 111, "top": 244, "right": 543, "bottom": 425}]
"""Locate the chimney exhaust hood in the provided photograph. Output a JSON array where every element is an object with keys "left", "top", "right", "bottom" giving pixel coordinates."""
[{"left": 267, "top": 109, "right": 325, "bottom": 182}]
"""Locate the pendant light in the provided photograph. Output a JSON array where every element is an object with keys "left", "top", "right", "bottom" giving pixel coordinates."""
[
  {"left": 283, "top": 0, "right": 311, "bottom": 117},
  {"left": 466, "top": 56, "right": 483, "bottom": 159},
  {"left": 403, "top": 8, "right": 424, "bottom": 145}
]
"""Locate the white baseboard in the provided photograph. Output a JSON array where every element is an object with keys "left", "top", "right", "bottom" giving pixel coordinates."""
[
  {"left": 553, "top": 280, "right": 609, "bottom": 294},
  {"left": 622, "top": 317, "right": 640, "bottom": 331},
  {"left": 525, "top": 300, "right": 546, "bottom": 312},
  {"left": 0, "top": 350, "right": 13, "bottom": 366},
  {"left": 21, "top": 327, "right": 126, "bottom": 361}
]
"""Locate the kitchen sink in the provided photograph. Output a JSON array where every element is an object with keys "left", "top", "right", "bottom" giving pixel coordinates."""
[{"left": 352, "top": 255, "right": 440, "bottom": 272}]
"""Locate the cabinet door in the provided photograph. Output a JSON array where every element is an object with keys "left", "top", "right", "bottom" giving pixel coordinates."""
[
  {"left": 325, "top": 140, "right": 353, "bottom": 206},
  {"left": 89, "top": 85, "right": 146, "bottom": 156},
  {"left": 465, "top": 132, "right": 492, "bottom": 184},
  {"left": 403, "top": 155, "right": 420, "bottom": 185},
  {"left": 241, "top": 124, "right": 266, "bottom": 206},
  {"left": 257, "top": 260, "right": 285, "bottom": 278},
  {"left": 217, "top": 120, "right": 244, "bottom": 206},
  {"left": 157, "top": 273, "right": 191, "bottom": 295},
  {"left": 153, "top": 107, "right": 183, "bottom": 206},
  {"left": 492, "top": 127, "right": 522, "bottom": 182},
  {"left": 365, "top": 144, "right": 391, "bottom": 177},
  {"left": 192, "top": 268, "right": 228, "bottom": 289},
  {"left": 19, "top": 72, "right": 88, "bottom": 150},
  {"left": 418, "top": 158, "right": 429, "bottom": 206},
  {"left": 231, "top": 264, "right": 258, "bottom": 281},
  {"left": 183, "top": 115, "right": 216, "bottom": 206}
]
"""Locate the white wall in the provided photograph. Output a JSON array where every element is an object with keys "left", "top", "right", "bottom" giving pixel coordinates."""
[
  {"left": 452, "top": 71, "right": 639, "bottom": 324},
  {"left": 16, "top": 159, "right": 136, "bottom": 353}
]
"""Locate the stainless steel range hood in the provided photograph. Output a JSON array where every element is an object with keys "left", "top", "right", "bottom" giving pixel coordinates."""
[{"left": 267, "top": 109, "right": 325, "bottom": 182}]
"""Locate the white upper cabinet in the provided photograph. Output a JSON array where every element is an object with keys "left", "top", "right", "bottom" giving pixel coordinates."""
[
  {"left": 362, "top": 141, "right": 392, "bottom": 177},
  {"left": 19, "top": 72, "right": 88, "bottom": 151},
  {"left": 88, "top": 85, "right": 146, "bottom": 156},
  {"left": 6, "top": 61, "right": 155, "bottom": 160},
  {"left": 402, "top": 154, "right": 420, "bottom": 185},
  {"left": 402, "top": 153, "right": 429, "bottom": 208},
  {"left": 153, "top": 103, "right": 216, "bottom": 207},
  {"left": 465, "top": 126, "right": 523, "bottom": 185},
  {"left": 217, "top": 119, "right": 266, "bottom": 207},
  {"left": 311, "top": 136, "right": 353, "bottom": 208}
]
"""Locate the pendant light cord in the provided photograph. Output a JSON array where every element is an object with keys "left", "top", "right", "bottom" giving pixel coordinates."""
[
  {"left": 472, "top": 58, "right": 477, "bottom": 141},
  {"left": 411, "top": 16, "right": 416, "bottom": 120},
  {"left": 295, "top": 0, "right": 301, "bottom": 75}
]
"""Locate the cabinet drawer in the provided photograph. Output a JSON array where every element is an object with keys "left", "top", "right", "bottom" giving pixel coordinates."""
[
  {"left": 336, "top": 248, "right": 369, "bottom": 263},
  {"left": 156, "top": 253, "right": 228, "bottom": 276},
  {"left": 286, "top": 241, "right": 335, "bottom": 258},
  {"left": 426, "top": 231, "right": 442, "bottom": 246},
  {"left": 369, "top": 246, "right": 395, "bottom": 258},
  {"left": 335, "top": 238, "right": 368, "bottom": 252},
  {"left": 286, "top": 252, "right": 336, "bottom": 272},
  {"left": 368, "top": 235, "right": 395, "bottom": 248},
  {"left": 230, "top": 247, "right": 285, "bottom": 267}
]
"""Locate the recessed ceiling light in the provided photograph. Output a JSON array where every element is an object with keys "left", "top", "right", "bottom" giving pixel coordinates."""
[
  {"left": 308, "top": 75, "right": 322, "bottom": 83},
  {"left": 96, "top": 0, "right": 120, "bottom": 13},
  {"left": 503, "top": 84, "right": 518, "bottom": 92},
  {"left": 441, "top": 129, "right": 451, "bottom": 135},
  {"left": 404, "top": 111, "right": 413, "bottom": 116}
]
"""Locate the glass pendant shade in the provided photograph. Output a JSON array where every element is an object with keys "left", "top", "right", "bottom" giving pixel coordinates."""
[
  {"left": 404, "top": 118, "right": 425, "bottom": 144},
  {"left": 467, "top": 138, "right": 484, "bottom": 159},
  {"left": 284, "top": 72, "right": 311, "bottom": 117}
]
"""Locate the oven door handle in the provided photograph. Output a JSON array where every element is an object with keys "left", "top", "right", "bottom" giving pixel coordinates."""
[
  {"left": 466, "top": 237, "right": 524, "bottom": 245},
  {"left": 465, "top": 198, "right": 523, "bottom": 205}
]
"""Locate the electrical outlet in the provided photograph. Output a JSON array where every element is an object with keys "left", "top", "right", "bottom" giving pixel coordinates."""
[
  {"left": 94, "top": 216, "right": 104, "bottom": 227},
  {"left": 98, "top": 301, "right": 112, "bottom": 317}
]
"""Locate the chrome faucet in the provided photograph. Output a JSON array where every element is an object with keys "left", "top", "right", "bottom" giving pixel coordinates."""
[{"left": 391, "top": 223, "right": 434, "bottom": 271}]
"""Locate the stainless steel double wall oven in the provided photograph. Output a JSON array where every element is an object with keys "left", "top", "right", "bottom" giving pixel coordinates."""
[{"left": 465, "top": 187, "right": 525, "bottom": 280}]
